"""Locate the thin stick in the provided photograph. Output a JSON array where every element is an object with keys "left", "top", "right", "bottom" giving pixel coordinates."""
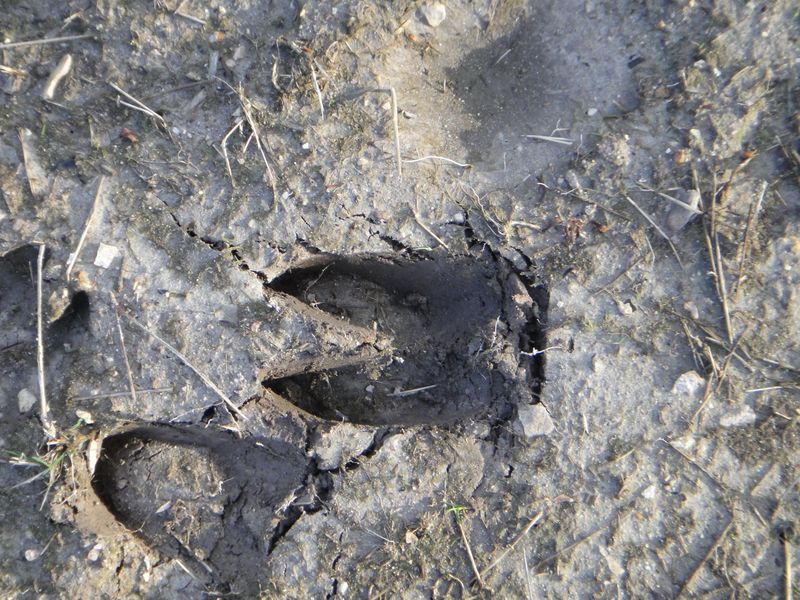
[
  {"left": 509, "top": 221, "right": 541, "bottom": 231},
  {"left": 675, "top": 520, "right": 733, "bottom": 598},
  {"left": 707, "top": 186, "right": 734, "bottom": 344},
  {"left": 220, "top": 119, "right": 242, "bottom": 187},
  {"left": 346, "top": 87, "right": 402, "bottom": 176},
  {"left": 636, "top": 183, "right": 704, "bottom": 215},
  {"left": 125, "top": 315, "right": 246, "bottom": 419},
  {"left": 110, "top": 292, "right": 137, "bottom": 405},
  {"left": 623, "top": 195, "right": 683, "bottom": 267},
  {"left": 0, "top": 34, "right": 93, "bottom": 50},
  {"left": 36, "top": 244, "right": 56, "bottom": 439},
  {"left": 66, "top": 176, "right": 105, "bottom": 281},
  {"left": 310, "top": 65, "right": 325, "bottom": 121},
  {"left": 70, "top": 387, "right": 172, "bottom": 401},
  {"left": 402, "top": 155, "right": 472, "bottom": 168},
  {"left": 173, "top": 10, "right": 206, "bottom": 26},
  {"left": 388, "top": 87, "right": 402, "bottom": 177},
  {"left": 116, "top": 98, "right": 163, "bottom": 121},
  {"left": 784, "top": 532, "right": 793, "bottom": 600},
  {"left": 523, "top": 547, "right": 534, "bottom": 600},
  {"left": 387, "top": 384, "right": 438, "bottom": 397},
  {"left": 564, "top": 188, "right": 631, "bottom": 222},
  {"left": 215, "top": 77, "right": 276, "bottom": 193},
  {"left": 478, "top": 512, "right": 543, "bottom": 580},
  {"left": 413, "top": 209, "right": 450, "bottom": 250},
  {"left": 734, "top": 181, "right": 767, "bottom": 300},
  {"left": 456, "top": 518, "right": 483, "bottom": 588},
  {"left": 523, "top": 134, "right": 573, "bottom": 145},
  {"left": 532, "top": 519, "right": 612, "bottom": 571},
  {"left": 590, "top": 254, "right": 644, "bottom": 294},
  {"left": 108, "top": 82, "right": 167, "bottom": 126}
]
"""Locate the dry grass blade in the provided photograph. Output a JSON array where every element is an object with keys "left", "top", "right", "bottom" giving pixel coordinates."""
[
  {"left": 623, "top": 195, "right": 683, "bottom": 267},
  {"left": 221, "top": 119, "right": 243, "bottom": 188},
  {"left": 703, "top": 180, "right": 735, "bottom": 344},
  {"left": 36, "top": 244, "right": 56, "bottom": 440},
  {"left": 110, "top": 292, "right": 137, "bottom": 405},
  {"left": 636, "top": 183, "right": 704, "bottom": 215},
  {"left": 402, "top": 155, "right": 471, "bottom": 168},
  {"left": 476, "top": 512, "right": 543, "bottom": 583},
  {"left": 675, "top": 520, "right": 733, "bottom": 598},
  {"left": 108, "top": 82, "right": 167, "bottom": 126},
  {"left": 455, "top": 516, "right": 483, "bottom": 589},
  {"left": 66, "top": 175, "right": 105, "bottom": 281},
  {"left": 347, "top": 87, "right": 402, "bottom": 177},
  {"left": 0, "top": 34, "right": 93, "bottom": 50},
  {"left": 310, "top": 65, "right": 325, "bottom": 120},
  {"left": 413, "top": 197, "right": 450, "bottom": 251},
  {"left": 523, "top": 134, "right": 573, "bottom": 145},
  {"left": 733, "top": 181, "right": 767, "bottom": 300},
  {"left": 215, "top": 77, "right": 277, "bottom": 195}
]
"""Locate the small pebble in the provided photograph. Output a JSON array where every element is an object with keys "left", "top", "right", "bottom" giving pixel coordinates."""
[
  {"left": 75, "top": 409, "right": 94, "bottom": 424},
  {"left": 87, "top": 543, "right": 103, "bottom": 562},
  {"left": 670, "top": 371, "right": 705, "bottom": 399},
  {"left": 18, "top": 388, "right": 37, "bottom": 413},
  {"left": 24, "top": 549, "right": 39, "bottom": 561},
  {"left": 516, "top": 403, "right": 555, "bottom": 439},
  {"left": 94, "top": 243, "right": 120, "bottom": 269},
  {"left": 420, "top": 2, "right": 446, "bottom": 27}
]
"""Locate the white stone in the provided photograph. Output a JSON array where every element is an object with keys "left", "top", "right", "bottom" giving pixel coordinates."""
[
  {"left": 516, "top": 403, "right": 555, "bottom": 439},
  {"left": 642, "top": 484, "right": 658, "bottom": 500},
  {"left": 94, "top": 243, "right": 120, "bottom": 268},
  {"left": 420, "top": 2, "right": 446, "bottom": 27},
  {"left": 24, "top": 549, "right": 39, "bottom": 561},
  {"left": 670, "top": 371, "right": 705, "bottom": 399},
  {"left": 87, "top": 542, "right": 103, "bottom": 562},
  {"left": 75, "top": 409, "right": 94, "bottom": 424},
  {"left": 18, "top": 388, "right": 37, "bottom": 413},
  {"left": 720, "top": 404, "right": 757, "bottom": 428}
]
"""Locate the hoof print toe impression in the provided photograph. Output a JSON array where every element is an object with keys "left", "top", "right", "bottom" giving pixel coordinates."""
[
  {"left": 267, "top": 252, "right": 543, "bottom": 425},
  {"left": 91, "top": 425, "right": 306, "bottom": 594}
]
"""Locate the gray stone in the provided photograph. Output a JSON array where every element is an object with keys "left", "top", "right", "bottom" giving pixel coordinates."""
[{"left": 517, "top": 403, "right": 555, "bottom": 439}]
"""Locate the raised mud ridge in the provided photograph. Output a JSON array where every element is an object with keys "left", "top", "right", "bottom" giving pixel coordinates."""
[{"left": 266, "top": 250, "right": 545, "bottom": 425}]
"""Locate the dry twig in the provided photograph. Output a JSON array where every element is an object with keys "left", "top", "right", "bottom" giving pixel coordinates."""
[
  {"left": 36, "top": 244, "right": 56, "bottom": 439},
  {"left": 733, "top": 181, "right": 767, "bottom": 300},
  {"left": 125, "top": 313, "right": 246, "bottom": 420},
  {"left": 623, "top": 195, "right": 683, "bottom": 267},
  {"left": 109, "top": 82, "right": 167, "bottom": 126},
  {"left": 0, "top": 34, "right": 93, "bottom": 50},
  {"left": 476, "top": 512, "right": 544, "bottom": 582},
  {"left": 455, "top": 516, "right": 483, "bottom": 589},
  {"left": 66, "top": 176, "right": 106, "bottom": 281},
  {"left": 675, "top": 520, "right": 733, "bottom": 598},
  {"left": 110, "top": 292, "right": 137, "bottom": 404}
]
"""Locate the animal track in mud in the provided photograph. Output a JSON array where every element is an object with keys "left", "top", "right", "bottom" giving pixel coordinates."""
[
  {"left": 26, "top": 247, "right": 546, "bottom": 595},
  {"left": 266, "top": 250, "right": 544, "bottom": 425},
  {"left": 91, "top": 424, "right": 307, "bottom": 595}
]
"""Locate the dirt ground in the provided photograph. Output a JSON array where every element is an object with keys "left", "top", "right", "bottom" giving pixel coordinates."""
[{"left": 1, "top": 0, "right": 798, "bottom": 598}]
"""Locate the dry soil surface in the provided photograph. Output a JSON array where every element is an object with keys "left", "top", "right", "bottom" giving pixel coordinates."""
[{"left": 0, "top": 0, "right": 798, "bottom": 598}]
